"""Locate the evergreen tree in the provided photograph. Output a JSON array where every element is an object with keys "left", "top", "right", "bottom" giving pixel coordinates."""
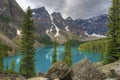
[
  {"left": 105, "top": 0, "right": 120, "bottom": 63},
  {"left": 9, "top": 59, "right": 15, "bottom": 73},
  {"left": 63, "top": 40, "right": 72, "bottom": 67},
  {"left": 0, "top": 54, "right": 4, "bottom": 73},
  {"left": 52, "top": 37, "right": 57, "bottom": 64},
  {"left": 6, "top": 63, "right": 9, "bottom": 73},
  {"left": 0, "top": 39, "right": 4, "bottom": 73},
  {"left": 19, "top": 7, "right": 36, "bottom": 78}
]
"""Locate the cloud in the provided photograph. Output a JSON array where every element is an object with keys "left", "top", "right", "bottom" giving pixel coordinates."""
[{"left": 16, "top": 0, "right": 111, "bottom": 19}]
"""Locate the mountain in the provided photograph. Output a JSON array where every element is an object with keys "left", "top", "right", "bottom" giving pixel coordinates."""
[
  {"left": 75, "top": 14, "right": 108, "bottom": 35},
  {"left": 32, "top": 7, "right": 108, "bottom": 43},
  {"left": 32, "top": 7, "right": 84, "bottom": 44},
  {"left": 0, "top": 0, "right": 24, "bottom": 55},
  {"left": 0, "top": 0, "right": 108, "bottom": 47},
  {"left": 0, "top": 0, "right": 24, "bottom": 39}
]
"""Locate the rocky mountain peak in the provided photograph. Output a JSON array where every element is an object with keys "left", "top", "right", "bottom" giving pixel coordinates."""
[
  {"left": 75, "top": 14, "right": 108, "bottom": 35},
  {"left": 32, "top": 7, "right": 47, "bottom": 14},
  {"left": 52, "top": 12, "right": 64, "bottom": 20},
  {"left": 32, "top": 6, "right": 51, "bottom": 25},
  {"left": 66, "top": 17, "right": 73, "bottom": 21}
]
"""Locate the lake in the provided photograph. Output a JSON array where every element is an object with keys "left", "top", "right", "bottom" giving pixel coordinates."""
[{"left": 3, "top": 45, "right": 101, "bottom": 74}]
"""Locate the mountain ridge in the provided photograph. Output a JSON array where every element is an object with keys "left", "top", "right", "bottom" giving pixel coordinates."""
[{"left": 32, "top": 7, "right": 108, "bottom": 43}]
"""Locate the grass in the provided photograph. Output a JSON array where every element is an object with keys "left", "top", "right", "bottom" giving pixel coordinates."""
[{"left": 79, "top": 38, "right": 108, "bottom": 53}]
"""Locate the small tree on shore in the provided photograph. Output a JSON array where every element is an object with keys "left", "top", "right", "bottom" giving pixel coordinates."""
[
  {"left": 52, "top": 37, "right": 57, "bottom": 64},
  {"left": 9, "top": 59, "right": 15, "bottom": 73},
  {"left": 6, "top": 63, "right": 9, "bottom": 73},
  {"left": 0, "top": 55, "right": 4, "bottom": 73},
  {"left": 63, "top": 40, "right": 72, "bottom": 67}
]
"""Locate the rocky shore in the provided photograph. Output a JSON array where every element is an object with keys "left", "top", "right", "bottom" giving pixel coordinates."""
[{"left": 0, "top": 58, "right": 120, "bottom": 80}]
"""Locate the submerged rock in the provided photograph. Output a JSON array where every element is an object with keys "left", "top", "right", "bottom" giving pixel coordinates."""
[{"left": 70, "top": 58, "right": 105, "bottom": 80}]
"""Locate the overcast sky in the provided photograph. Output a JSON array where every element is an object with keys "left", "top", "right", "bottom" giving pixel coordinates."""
[{"left": 16, "top": 0, "right": 111, "bottom": 19}]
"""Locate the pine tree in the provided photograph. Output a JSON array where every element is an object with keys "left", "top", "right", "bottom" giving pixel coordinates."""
[
  {"left": 52, "top": 37, "right": 57, "bottom": 64},
  {"left": 105, "top": 0, "right": 120, "bottom": 63},
  {"left": 6, "top": 63, "right": 9, "bottom": 73},
  {"left": 9, "top": 59, "right": 15, "bottom": 73},
  {"left": 63, "top": 40, "right": 72, "bottom": 67},
  {"left": 0, "top": 55, "right": 4, "bottom": 73},
  {"left": 19, "top": 7, "right": 36, "bottom": 78},
  {"left": 0, "top": 39, "right": 4, "bottom": 73}
]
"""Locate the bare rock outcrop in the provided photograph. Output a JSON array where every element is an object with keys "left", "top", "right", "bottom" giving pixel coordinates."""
[
  {"left": 70, "top": 58, "right": 105, "bottom": 80},
  {"left": 110, "top": 61, "right": 120, "bottom": 78},
  {"left": 44, "top": 61, "right": 70, "bottom": 80}
]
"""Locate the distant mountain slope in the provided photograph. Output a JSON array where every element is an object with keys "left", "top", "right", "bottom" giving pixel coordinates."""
[
  {"left": 0, "top": 0, "right": 24, "bottom": 39},
  {"left": 0, "top": 0, "right": 24, "bottom": 24},
  {"left": 75, "top": 14, "right": 108, "bottom": 35},
  {"left": 0, "top": 32, "right": 18, "bottom": 55},
  {"left": 0, "top": 0, "right": 24, "bottom": 55}
]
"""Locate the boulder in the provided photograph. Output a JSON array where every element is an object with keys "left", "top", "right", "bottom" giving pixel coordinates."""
[
  {"left": 0, "top": 74, "right": 26, "bottom": 80},
  {"left": 104, "top": 78, "right": 118, "bottom": 80},
  {"left": 9, "top": 74, "right": 26, "bottom": 80},
  {"left": 28, "top": 77, "right": 48, "bottom": 80},
  {"left": 110, "top": 61, "right": 120, "bottom": 78},
  {"left": 97, "top": 60, "right": 120, "bottom": 78},
  {"left": 44, "top": 61, "right": 70, "bottom": 80},
  {"left": 54, "top": 78, "right": 60, "bottom": 80},
  {"left": 70, "top": 58, "right": 105, "bottom": 80},
  {"left": 37, "top": 72, "right": 44, "bottom": 77}
]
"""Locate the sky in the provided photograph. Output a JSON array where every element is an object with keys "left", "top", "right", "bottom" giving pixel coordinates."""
[{"left": 16, "top": 0, "right": 111, "bottom": 19}]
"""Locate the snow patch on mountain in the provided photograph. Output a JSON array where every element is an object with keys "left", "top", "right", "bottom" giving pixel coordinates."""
[
  {"left": 50, "top": 15, "right": 60, "bottom": 37},
  {"left": 84, "top": 31, "right": 90, "bottom": 36},
  {"left": 65, "top": 26, "right": 70, "bottom": 31},
  {"left": 91, "top": 33, "right": 106, "bottom": 38},
  {"left": 50, "top": 26, "right": 53, "bottom": 32},
  {"left": 32, "top": 12, "right": 35, "bottom": 15},
  {"left": 84, "top": 31, "right": 106, "bottom": 38},
  {"left": 17, "top": 29, "right": 21, "bottom": 35},
  {"left": 45, "top": 29, "right": 50, "bottom": 36}
]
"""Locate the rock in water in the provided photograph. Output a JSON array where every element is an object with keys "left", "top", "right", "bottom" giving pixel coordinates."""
[
  {"left": 71, "top": 58, "right": 105, "bottom": 80},
  {"left": 44, "top": 61, "right": 70, "bottom": 80}
]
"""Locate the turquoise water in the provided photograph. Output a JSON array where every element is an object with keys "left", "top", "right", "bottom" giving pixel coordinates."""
[{"left": 3, "top": 45, "right": 101, "bottom": 74}]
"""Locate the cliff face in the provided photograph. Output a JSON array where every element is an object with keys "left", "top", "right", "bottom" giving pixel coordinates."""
[
  {"left": 0, "top": 0, "right": 24, "bottom": 24},
  {"left": 0, "top": 0, "right": 24, "bottom": 39},
  {"left": 75, "top": 14, "right": 108, "bottom": 35}
]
